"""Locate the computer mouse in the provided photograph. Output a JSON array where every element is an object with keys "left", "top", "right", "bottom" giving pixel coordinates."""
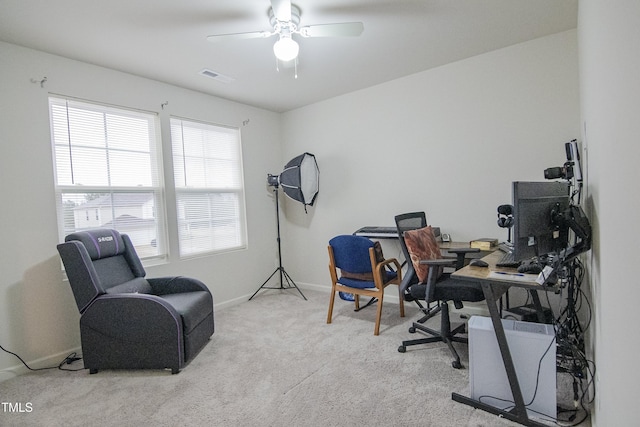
[{"left": 469, "top": 259, "right": 488, "bottom": 267}]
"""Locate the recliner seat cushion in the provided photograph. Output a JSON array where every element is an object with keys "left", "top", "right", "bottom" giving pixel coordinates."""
[
  {"left": 105, "top": 277, "right": 153, "bottom": 295},
  {"left": 159, "top": 291, "right": 212, "bottom": 333}
]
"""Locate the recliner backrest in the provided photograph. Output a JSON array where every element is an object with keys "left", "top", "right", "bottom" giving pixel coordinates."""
[{"left": 58, "top": 228, "right": 151, "bottom": 313}]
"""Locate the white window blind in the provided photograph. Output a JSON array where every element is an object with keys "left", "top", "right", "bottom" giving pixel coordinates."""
[
  {"left": 171, "top": 117, "right": 246, "bottom": 257},
  {"left": 49, "top": 97, "right": 165, "bottom": 259}
]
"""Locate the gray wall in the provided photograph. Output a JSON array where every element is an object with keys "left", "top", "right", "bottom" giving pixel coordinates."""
[
  {"left": 579, "top": 1, "right": 640, "bottom": 425},
  {"left": 281, "top": 30, "right": 580, "bottom": 296},
  {"left": 0, "top": 41, "right": 283, "bottom": 379},
  {"left": 5, "top": 14, "right": 636, "bottom": 425}
]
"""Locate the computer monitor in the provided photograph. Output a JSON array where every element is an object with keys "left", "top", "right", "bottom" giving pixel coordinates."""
[{"left": 512, "top": 181, "right": 571, "bottom": 262}]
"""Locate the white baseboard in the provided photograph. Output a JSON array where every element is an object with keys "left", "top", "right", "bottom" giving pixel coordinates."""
[
  {"left": 0, "top": 346, "right": 82, "bottom": 383},
  {"left": 214, "top": 293, "right": 252, "bottom": 311},
  {"left": 297, "top": 282, "right": 490, "bottom": 317}
]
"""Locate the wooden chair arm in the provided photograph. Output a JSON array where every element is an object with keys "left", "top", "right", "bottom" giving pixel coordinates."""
[
  {"left": 378, "top": 257, "right": 402, "bottom": 271},
  {"left": 375, "top": 258, "right": 402, "bottom": 287}
]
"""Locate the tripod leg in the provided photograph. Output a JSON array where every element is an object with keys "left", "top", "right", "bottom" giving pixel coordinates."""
[
  {"left": 250, "top": 185, "right": 306, "bottom": 301},
  {"left": 249, "top": 267, "right": 279, "bottom": 300},
  {"left": 282, "top": 267, "right": 307, "bottom": 300}
]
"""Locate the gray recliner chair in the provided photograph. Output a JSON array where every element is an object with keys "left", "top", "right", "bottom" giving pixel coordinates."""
[{"left": 57, "top": 228, "right": 214, "bottom": 374}]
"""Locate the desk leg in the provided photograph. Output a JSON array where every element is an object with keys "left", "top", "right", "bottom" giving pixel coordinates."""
[
  {"left": 451, "top": 282, "right": 547, "bottom": 427},
  {"left": 481, "top": 282, "right": 528, "bottom": 418},
  {"left": 529, "top": 290, "right": 546, "bottom": 323}
]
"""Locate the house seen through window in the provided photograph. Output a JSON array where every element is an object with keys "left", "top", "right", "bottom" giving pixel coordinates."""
[
  {"left": 49, "top": 97, "right": 164, "bottom": 259},
  {"left": 49, "top": 96, "right": 247, "bottom": 260}
]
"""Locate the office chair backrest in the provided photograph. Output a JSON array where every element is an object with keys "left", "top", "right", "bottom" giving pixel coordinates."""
[
  {"left": 58, "top": 228, "right": 151, "bottom": 313},
  {"left": 395, "top": 212, "right": 427, "bottom": 235},
  {"left": 329, "top": 235, "right": 376, "bottom": 274},
  {"left": 395, "top": 212, "right": 427, "bottom": 286}
]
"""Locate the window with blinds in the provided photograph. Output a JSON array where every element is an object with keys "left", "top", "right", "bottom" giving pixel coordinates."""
[
  {"left": 49, "top": 97, "right": 165, "bottom": 259},
  {"left": 170, "top": 117, "right": 246, "bottom": 257}
]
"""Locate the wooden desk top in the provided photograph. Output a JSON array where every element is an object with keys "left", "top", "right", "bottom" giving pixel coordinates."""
[{"left": 452, "top": 250, "right": 543, "bottom": 289}]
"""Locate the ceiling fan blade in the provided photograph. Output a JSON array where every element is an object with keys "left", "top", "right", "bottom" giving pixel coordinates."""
[
  {"left": 270, "top": 0, "right": 292, "bottom": 22},
  {"left": 207, "top": 31, "right": 273, "bottom": 43},
  {"left": 299, "top": 22, "right": 364, "bottom": 38}
]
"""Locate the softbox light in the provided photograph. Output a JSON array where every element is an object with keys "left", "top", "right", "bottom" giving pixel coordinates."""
[
  {"left": 251, "top": 152, "right": 319, "bottom": 301},
  {"left": 275, "top": 152, "right": 319, "bottom": 209}
]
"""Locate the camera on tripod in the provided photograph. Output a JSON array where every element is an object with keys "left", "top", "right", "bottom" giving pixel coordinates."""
[
  {"left": 544, "top": 139, "right": 582, "bottom": 182},
  {"left": 544, "top": 162, "right": 574, "bottom": 180}
]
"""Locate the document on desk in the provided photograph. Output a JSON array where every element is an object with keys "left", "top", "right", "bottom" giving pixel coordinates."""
[{"left": 488, "top": 271, "right": 538, "bottom": 282}]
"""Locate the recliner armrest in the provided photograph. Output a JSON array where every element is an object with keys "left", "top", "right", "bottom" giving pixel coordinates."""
[
  {"left": 81, "top": 293, "right": 186, "bottom": 369},
  {"left": 148, "top": 276, "right": 211, "bottom": 296},
  {"left": 83, "top": 294, "right": 184, "bottom": 345}
]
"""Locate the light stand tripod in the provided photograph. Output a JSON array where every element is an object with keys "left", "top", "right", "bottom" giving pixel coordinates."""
[{"left": 249, "top": 184, "right": 306, "bottom": 300}]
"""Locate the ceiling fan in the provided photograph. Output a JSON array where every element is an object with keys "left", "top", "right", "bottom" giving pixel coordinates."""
[{"left": 206, "top": 0, "right": 364, "bottom": 63}]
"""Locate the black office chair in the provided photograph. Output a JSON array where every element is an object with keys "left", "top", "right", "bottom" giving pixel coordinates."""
[{"left": 395, "top": 212, "right": 484, "bottom": 368}]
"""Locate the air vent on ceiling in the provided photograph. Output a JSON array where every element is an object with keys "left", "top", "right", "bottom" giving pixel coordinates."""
[{"left": 199, "top": 69, "right": 235, "bottom": 83}]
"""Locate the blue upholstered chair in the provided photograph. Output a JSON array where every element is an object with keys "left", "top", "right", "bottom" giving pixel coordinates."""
[
  {"left": 57, "top": 228, "right": 214, "bottom": 374},
  {"left": 326, "top": 235, "right": 403, "bottom": 335}
]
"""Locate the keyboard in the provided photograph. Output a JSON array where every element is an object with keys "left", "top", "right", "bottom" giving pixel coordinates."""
[{"left": 496, "top": 249, "right": 521, "bottom": 268}]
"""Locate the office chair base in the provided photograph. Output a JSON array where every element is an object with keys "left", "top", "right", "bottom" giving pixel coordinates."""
[{"left": 398, "top": 319, "right": 468, "bottom": 369}]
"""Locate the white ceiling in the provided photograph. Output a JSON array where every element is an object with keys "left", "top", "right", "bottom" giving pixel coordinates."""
[{"left": 0, "top": 0, "right": 577, "bottom": 112}]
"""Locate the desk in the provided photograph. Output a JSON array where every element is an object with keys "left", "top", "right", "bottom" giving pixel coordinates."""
[
  {"left": 353, "top": 226, "right": 484, "bottom": 262},
  {"left": 451, "top": 250, "right": 552, "bottom": 427}
]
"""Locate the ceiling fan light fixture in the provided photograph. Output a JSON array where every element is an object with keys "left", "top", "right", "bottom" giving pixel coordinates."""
[{"left": 273, "top": 35, "right": 299, "bottom": 62}]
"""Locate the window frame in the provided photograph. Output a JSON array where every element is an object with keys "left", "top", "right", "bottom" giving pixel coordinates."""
[
  {"left": 170, "top": 116, "right": 248, "bottom": 258},
  {"left": 49, "top": 96, "right": 167, "bottom": 261}
]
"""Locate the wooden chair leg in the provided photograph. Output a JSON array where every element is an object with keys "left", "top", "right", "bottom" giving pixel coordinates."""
[
  {"left": 374, "top": 293, "right": 384, "bottom": 335},
  {"left": 327, "top": 289, "right": 336, "bottom": 324},
  {"left": 398, "top": 285, "right": 405, "bottom": 317}
]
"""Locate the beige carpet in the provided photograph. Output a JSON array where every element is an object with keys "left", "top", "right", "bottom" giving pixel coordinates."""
[{"left": 0, "top": 288, "right": 590, "bottom": 426}]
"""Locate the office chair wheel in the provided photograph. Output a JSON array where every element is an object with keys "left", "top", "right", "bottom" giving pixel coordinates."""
[
  {"left": 398, "top": 345, "right": 406, "bottom": 353},
  {"left": 452, "top": 360, "right": 462, "bottom": 369},
  {"left": 408, "top": 326, "right": 416, "bottom": 333}
]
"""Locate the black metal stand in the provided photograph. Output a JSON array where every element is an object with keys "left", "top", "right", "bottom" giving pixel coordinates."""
[{"left": 249, "top": 185, "right": 306, "bottom": 301}]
